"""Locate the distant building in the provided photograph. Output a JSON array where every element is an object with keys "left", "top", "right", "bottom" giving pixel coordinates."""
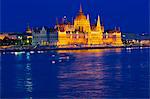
[
  {"left": 32, "top": 27, "right": 48, "bottom": 46},
  {"left": 55, "top": 4, "right": 123, "bottom": 46},
  {"left": 122, "top": 33, "right": 150, "bottom": 46},
  {"left": 0, "top": 34, "right": 9, "bottom": 40},
  {"left": 0, "top": 33, "right": 20, "bottom": 46},
  {"left": 49, "top": 28, "right": 58, "bottom": 46},
  {"left": 32, "top": 27, "right": 58, "bottom": 46}
]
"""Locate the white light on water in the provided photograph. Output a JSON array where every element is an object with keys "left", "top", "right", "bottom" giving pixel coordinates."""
[
  {"left": 37, "top": 51, "right": 41, "bottom": 53},
  {"left": 14, "top": 52, "right": 22, "bottom": 56},
  {"left": 37, "top": 51, "right": 44, "bottom": 53},
  {"left": 30, "top": 51, "right": 34, "bottom": 54},
  {"left": 11, "top": 52, "right": 14, "bottom": 54},
  {"left": 126, "top": 48, "right": 132, "bottom": 53},
  {"left": 27, "top": 52, "right": 30, "bottom": 56},
  {"left": 40, "top": 51, "right": 44, "bottom": 53},
  {"left": 66, "top": 56, "right": 69, "bottom": 59},
  {"left": 59, "top": 60, "right": 62, "bottom": 62},
  {"left": 11, "top": 51, "right": 26, "bottom": 56},
  {"left": 126, "top": 47, "right": 131, "bottom": 50},
  {"left": 22, "top": 51, "right": 26, "bottom": 54},
  {"left": 26, "top": 52, "right": 30, "bottom": 61},
  {"left": 52, "top": 61, "right": 56, "bottom": 64},
  {"left": 52, "top": 55, "right": 55, "bottom": 57}
]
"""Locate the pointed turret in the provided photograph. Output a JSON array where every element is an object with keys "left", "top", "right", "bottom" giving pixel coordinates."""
[
  {"left": 96, "top": 15, "right": 102, "bottom": 32},
  {"left": 118, "top": 27, "right": 121, "bottom": 31},
  {"left": 42, "top": 26, "right": 46, "bottom": 31},
  {"left": 40, "top": 26, "right": 47, "bottom": 36},
  {"left": 86, "top": 14, "right": 91, "bottom": 32},
  {"left": 87, "top": 14, "right": 90, "bottom": 20}
]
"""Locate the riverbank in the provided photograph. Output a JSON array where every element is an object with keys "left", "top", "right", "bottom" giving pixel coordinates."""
[{"left": 0, "top": 45, "right": 149, "bottom": 52}]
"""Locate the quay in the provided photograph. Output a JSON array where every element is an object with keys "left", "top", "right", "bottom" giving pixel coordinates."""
[{"left": 0, "top": 45, "right": 149, "bottom": 52}]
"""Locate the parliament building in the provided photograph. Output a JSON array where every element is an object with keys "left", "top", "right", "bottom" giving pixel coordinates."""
[{"left": 55, "top": 4, "right": 123, "bottom": 46}]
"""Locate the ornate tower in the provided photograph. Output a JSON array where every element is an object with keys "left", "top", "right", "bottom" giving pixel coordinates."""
[
  {"left": 96, "top": 15, "right": 102, "bottom": 32},
  {"left": 26, "top": 24, "right": 32, "bottom": 34},
  {"left": 86, "top": 14, "right": 91, "bottom": 32},
  {"left": 74, "top": 4, "right": 91, "bottom": 33},
  {"left": 88, "top": 15, "right": 103, "bottom": 45}
]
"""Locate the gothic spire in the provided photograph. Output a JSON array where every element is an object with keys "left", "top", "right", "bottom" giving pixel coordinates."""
[
  {"left": 97, "top": 15, "right": 101, "bottom": 26},
  {"left": 79, "top": 3, "right": 83, "bottom": 13},
  {"left": 96, "top": 15, "right": 102, "bottom": 31},
  {"left": 87, "top": 14, "right": 90, "bottom": 20}
]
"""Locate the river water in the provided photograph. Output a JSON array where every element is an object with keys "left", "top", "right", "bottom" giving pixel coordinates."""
[{"left": 1, "top": 47, "right": 149, "bottom": 98}]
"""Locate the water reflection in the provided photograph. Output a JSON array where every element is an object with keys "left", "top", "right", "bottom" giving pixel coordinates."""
[
  {"left": 1, "top": 48, "right": 149, "bottom": 98},
  {"left": 49, "top": 52, "right": 75, "bottom": 64},
  {"left": 57, "top": 50, "right": 106, "bottom": 98},
  {"left": 26, "top": 52, "right": 30, "bottom": 61},
  {"left": 57, "top": 62, "right": 106, "bottom": 97},
  {"left": 24, "top": 63, "right": 33, "bottom": 93},
  {"left": 56, "top": 48, "right": 149, "bottom": 98},
  {"left": 14, "top": 52, "right": 33, "bottom": 98},
  {"left": 58, "top": 48, "right": 122, "bottom": 55}
]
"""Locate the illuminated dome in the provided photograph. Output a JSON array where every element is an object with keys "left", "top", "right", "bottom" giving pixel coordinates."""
[
  {"left": 75, "top": 14, "right": 87, "bottom": 20},
  {"left": 75, "top": 4, "right": 87, "bottom": 21},
  {"left": 74, "top": 4, "right": 91, "bottom": 33}
]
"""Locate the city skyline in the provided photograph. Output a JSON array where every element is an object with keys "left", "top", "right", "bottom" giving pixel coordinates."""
[{"left": 1, "top": 0, "right": 149, "bottom": 33}]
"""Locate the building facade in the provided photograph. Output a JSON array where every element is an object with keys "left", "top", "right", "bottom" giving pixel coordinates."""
[
  {"left": 32, "top": 27, "right": 58, "bottom": 46},
  {"left": 56, "top": 4, "right": 123, "bottom": 46},
  {"left": 32, "top": 27, "right": 48, "bottom": 46},
  {"left": 49, "top": 28, "right": 58, "bottom": 46}
]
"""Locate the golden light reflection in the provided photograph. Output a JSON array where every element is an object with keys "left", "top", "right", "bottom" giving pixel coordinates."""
[
  {"left": 114, "top": 48, "right": 122, "bottom": 53},
  {"left": 56, "top": 48, "right": 127, "bottom": 98},
  {"left": 57, "top": 48, "right": 122, "bottom": 57},
  {"left": 57, "top": 52, "right": 107, "bottom": 98},
  {"left": 57, "top": 49, "right": 105, "bottom": 56}
]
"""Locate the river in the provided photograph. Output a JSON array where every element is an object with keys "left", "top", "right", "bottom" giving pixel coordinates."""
[{"left": 1, "top": 47, "right": 149, "bottom": 98}]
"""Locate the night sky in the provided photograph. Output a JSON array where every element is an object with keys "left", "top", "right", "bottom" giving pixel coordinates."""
[{"left": 1, "top": 0, "right": 149, "bottom": 33}]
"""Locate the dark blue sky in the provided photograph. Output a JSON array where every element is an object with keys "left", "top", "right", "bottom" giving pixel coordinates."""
[{"left": 1, "top": 0, "right": 149, "bottom": 33}]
